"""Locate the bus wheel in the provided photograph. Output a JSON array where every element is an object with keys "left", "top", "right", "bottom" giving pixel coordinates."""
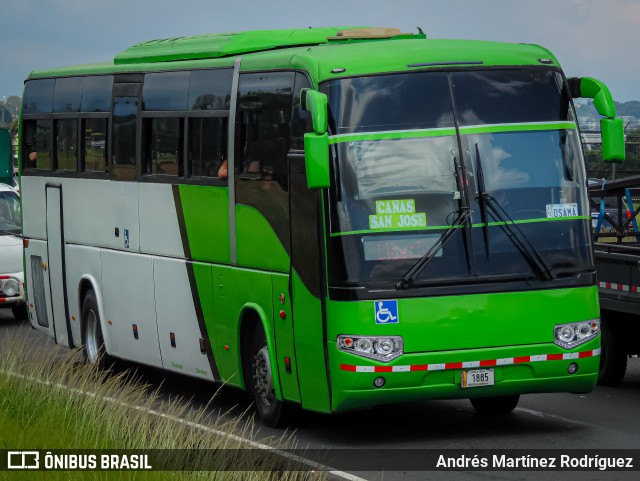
[
  {"left": 598, "top": 319, "right": 627, "bottom": 386},
  {"left": 250, "top": 329, "right": 290, "bottom": 428},
  {"left": 12, "top": 303, "right": 28, "bottom": 321},
  {"left": 470, "top": 395, "right": 520, "bottom": 414},
  {"left": 81, "top": 290, "right": 109, "bottom": 370}
]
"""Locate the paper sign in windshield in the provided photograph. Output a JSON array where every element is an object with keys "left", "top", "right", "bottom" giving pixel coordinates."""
[
  {"left": 546, "top": 203, "right": 579, "bottom": 218},
  {"left": 369, "top": 199, "right": 427, "bottom": 230}
]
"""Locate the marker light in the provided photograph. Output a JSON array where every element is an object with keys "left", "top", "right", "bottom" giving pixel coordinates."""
[
  {"left": 338, "top": 335, "right": 403, "bottom": 362},
  {"left": 554, "top": 319, "right": 600, "bottom": 349}
]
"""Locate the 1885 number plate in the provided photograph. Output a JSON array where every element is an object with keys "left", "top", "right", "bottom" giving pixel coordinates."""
[{"left": 461, "top": 369, "right": 495, "bottom": 388}]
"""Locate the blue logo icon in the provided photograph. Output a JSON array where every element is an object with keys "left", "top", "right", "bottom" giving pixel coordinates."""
[
  {"left": 124, "top": 229, "right": 130, "bottom": 249},
  {"left": 375, "top": 300, "right": 399, "bottom": 324}
]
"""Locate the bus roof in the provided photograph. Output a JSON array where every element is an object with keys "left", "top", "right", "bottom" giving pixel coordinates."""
[{"left": 28, "top": 27, "right": 560, "bottom": 85}]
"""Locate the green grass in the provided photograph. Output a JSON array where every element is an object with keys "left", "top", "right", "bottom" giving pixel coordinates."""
[{"left": 0, "top": 333, "right": 324, "bottom": 481}]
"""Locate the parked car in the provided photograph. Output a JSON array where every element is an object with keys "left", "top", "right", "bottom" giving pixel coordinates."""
[{"left": 0, "top": 183, "right": 26, "bottom": 320}]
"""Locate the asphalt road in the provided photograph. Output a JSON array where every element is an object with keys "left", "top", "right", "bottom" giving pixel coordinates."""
[{"left": 2, "top": 310, "right": 640, "bottom": 480}]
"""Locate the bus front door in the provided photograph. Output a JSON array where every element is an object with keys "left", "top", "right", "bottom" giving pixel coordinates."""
[{"left": 45, "top": 184, "right": 73, "bottom": 347}]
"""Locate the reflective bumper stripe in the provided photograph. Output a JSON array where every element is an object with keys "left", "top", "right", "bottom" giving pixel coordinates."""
[{"left": 340, "top": 349, "right": 601, "bottom": 373}]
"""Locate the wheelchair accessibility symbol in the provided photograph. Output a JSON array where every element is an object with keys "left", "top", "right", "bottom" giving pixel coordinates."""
[{"left": 375, "top": 300, "right": 399, "bottom": 324}]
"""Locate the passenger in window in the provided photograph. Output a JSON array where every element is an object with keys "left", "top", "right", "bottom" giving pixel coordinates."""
[
  {"left": 22, "top": 122, "right": 37, "bottom": 168},
  {"left": 218, "top": 159, "right": 228, "bottom": 179}
]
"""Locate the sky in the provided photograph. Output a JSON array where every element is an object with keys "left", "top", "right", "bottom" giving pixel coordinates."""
[{"left": 1, "top": 0, "right": 639, "bottom": 101}]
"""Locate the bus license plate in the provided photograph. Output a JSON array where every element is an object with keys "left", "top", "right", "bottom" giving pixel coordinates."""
[{"left": 461, "top": 369, "right": 494, "bottom": 388}]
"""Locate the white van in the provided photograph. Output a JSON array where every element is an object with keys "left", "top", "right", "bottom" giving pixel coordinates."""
[{"left": 0, "top": 183, "right": 25, "bottom": 320}]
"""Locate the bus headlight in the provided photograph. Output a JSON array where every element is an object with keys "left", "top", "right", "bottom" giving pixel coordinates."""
[
  {"left": 1, "top": 278, "right": 19, "bottom": 297},
  {"left": 554, "top": 319, "right": 600, "bottom": 349},
  {"left": 338, "top": 335, "right": 403, "bottom": 362}
]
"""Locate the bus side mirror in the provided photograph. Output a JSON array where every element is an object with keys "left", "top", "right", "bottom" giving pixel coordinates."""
[
  {"left": 601, "top": 117, "right": 625, "bottom": 163},
  {"left": 302, "top": 89, "right": 330, "bottom": 189},
  {"left": 570, "top": 77, "right": 625, "bottom": 163}
]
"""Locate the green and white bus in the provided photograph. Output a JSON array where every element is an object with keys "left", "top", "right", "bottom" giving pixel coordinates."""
[{"left": 19, "top": 27, "right": 625, "bottom": 426}]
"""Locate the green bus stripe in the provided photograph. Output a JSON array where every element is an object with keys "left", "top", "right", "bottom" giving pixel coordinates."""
[
  {"left": 327, "top": 122, "right": 577, "bottom": 145},
  {"left": 330, "top": 215, "right": 590, "bottom": 237},
  {"left": 328, "top": 128, "right": 456, "bottom": 144},
  {"left": 459, "top": 121, "right": 577, "bottom": 135},
  {"left": 172, "top": 185, "right": 221, "bottom": 380}
]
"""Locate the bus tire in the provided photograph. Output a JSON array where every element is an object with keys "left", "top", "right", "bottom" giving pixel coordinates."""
[
  {"left": 598, "top": 319, "right": 627, "bottom": 386},
  {"left": 12, "top": 303, "right": 28, "bottom": 321},
  {"left": 470, "top": 395, "right": 520, "bottom": 414},
  {"left": 249, "top": 328, "right": 291, "bottom": 428},
  {"left": 81, "top": 290, "right": 110, "bottom": 370}
]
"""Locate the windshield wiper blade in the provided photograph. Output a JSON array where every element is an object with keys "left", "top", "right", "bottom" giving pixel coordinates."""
[
  {"left": 485, "top": 196, "right": 554, "bottom": 281},
  {"left": 475, "top": 144, "right": 490, "bottom": 259},
  {"left": 396, "top": 208, "right": 470, "bottom": 290}
]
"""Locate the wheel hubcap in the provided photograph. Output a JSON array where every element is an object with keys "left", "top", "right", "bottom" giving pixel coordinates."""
[
  {"left": 253, "top": 346, "right": 275, "bottom": 406},
  {"left": 85, "top": 309, "right": 99, "bottom": 363}
]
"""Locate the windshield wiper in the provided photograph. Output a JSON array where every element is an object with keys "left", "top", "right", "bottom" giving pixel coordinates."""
[
  {"left": 0, "top": 229, "right": 21, "bottom": 236},
  {"left": 396, "top": 208, "right": 470, "bottom": 290},
  {"left": 475, "top": 144, "right": 490, "bottom": 259},
  {"left": 474, "top": 144, "right": 554, "bottom": 281}
]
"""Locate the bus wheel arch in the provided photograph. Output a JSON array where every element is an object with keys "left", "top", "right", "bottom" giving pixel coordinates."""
[{"left": 238, "top": 306, "right": 291, "bottom": 427}]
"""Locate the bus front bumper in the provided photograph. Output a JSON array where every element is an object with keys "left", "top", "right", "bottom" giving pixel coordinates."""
[{"left": 329, "top": 339, "right": 600, "bottom": 412}]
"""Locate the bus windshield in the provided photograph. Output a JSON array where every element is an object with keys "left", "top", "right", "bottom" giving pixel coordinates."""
[{"left": 324, "top": 69, "right": 592, "bottom": 292}]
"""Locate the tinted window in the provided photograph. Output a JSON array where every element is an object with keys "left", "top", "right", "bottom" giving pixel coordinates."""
[
  {"left": 83, "top": 118, "right": 107, "bottom": 172},
  {"left": 144, "top": 118, "right": 183, "bottom": 177},
  {"left": 35, "top": 120, "right": 52, "bottom": 170},
  {"left": 22, "top": 79, "right": 55, "bottom": 114},
  {"left": 188, "top": 117, "right": 226, "bottom": 177},
  {"left": 21, "top": 120, "right": 37, "bottom": 169},
  {"left": 451, "top": 70, "right": 571, "bottom": 125},
  {"left": 81, "top": 76, "right": 113, "bottom": 112},
  {"left": 323, "top": 73, "right": 454, "bottom": 134},
  {"left": 53, "top": 77, "right": 83, "bottom": 113},
  {"left": 188, "top": 69, "right": 233, "bottom": 110},
  {"left": 55, "top": 119, "right": 78, "bottom": 171},
  {"left": 143, "top": 72, "right": 189, "bottom": 111},
  {"left": 237, "top": 72, "right": 294, "bottom": 187},
  {"left": 112, "top": 97, "right": 137, "bottom": 181}
]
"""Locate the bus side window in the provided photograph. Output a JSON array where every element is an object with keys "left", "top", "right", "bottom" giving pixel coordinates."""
[
  {"left": 188, "top": 117, "right": 227, "bottom": 178},
  {"left": 21, "top": 120, "right": 38, "bottom": 170},
  {"left": 22, "top": 79, "right": 55, "bottom": 171},
  {"left": 82, "top": 118, "right": 108, "bottom": 173},
  {"left": 237, "top": 72, "right": 295, "bottom": 190},
  {"left": 54, "top": 119, "right": 78, "bottom": 172},
  {"left": 143, "top": 117, "right": 184, "bottom": 177},
  {"left": 81, "top": 76, "right": 113, "bottom": 175},
  {"left": 112, "top": 96, "right": 138, "bottom": 181},
  {"left": 187, "top": 68, "right": 232, "bottom": 180}
]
